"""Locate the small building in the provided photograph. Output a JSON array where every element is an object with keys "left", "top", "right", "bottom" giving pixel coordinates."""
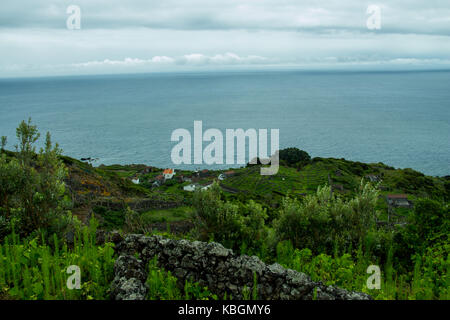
[
  {"left": 224, "top": 170, "right": 235, "bottom": 177},
  {"left": 365, "top": 174, "right": 381, "bottom": 183},
  {"left": 131, "top": 177, "right": 140, "bottom": 184},
  {"left": 163, "top": 169, "right": 175, "bottom": 180},
  {"left": 152, "top": 175, "right": 164, "bottom": 187},
  {"left": 140, "top": 166, "right": 153, "bottom": 174},
  {"left": 152, "top": 180, "right": 161, "bottom": 188},
  {"left": 201, "top": 183, "right": 213, "bottom": 191},
  {"left": 199, "top": 169, "right": 210, "bottom": 178},
  {"left": 183, "top": 184, "right": 198, "bottom": 192},
  {"left": 218, "top": 174, "right": 225, "bottom": 181},
  {"left": 386, "top": 194, "right": 411, "bottom": 208}
]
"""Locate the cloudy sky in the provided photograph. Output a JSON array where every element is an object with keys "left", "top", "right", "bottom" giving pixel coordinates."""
[{"left": 1, "top": 0, "right": 450, "bottom": 77}]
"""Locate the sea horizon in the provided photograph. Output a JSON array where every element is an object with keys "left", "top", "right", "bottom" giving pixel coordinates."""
[{"left": 1, "top": 68, "right": 449, "bottom": 176}]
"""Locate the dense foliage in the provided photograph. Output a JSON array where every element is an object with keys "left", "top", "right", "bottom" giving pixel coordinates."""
[
  {"left": 0, "top": 120, "right": 448, "bottom": 300},
  {"left": 193, "top": 182, "right": 449, "bottom": 300},
  {"left": 0, "top": 220, "right": 115, "bottom": 300},
  {"left": 0, "top": 119, "right": 72, "bottom": 239},
  {"left": 279, "top": 147, "right": 311, "bottom": 167}
]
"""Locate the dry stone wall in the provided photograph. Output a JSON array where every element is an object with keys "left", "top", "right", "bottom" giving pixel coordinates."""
[{"left": 110, "top": 234, "right": 371, "bottom": 300}]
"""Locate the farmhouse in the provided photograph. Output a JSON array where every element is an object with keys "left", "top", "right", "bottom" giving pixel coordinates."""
[{"left": 163, "top": 169, "right": 175, "bottom": 180}]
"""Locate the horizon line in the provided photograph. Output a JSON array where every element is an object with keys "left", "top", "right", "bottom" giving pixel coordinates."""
[{"left": 2, "top": 66, "right": 450, "bottom": 81}]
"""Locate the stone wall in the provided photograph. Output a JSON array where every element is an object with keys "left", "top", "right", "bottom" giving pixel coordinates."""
[{"left": 110, "top": 234, "right": 371, "bottom": 300}]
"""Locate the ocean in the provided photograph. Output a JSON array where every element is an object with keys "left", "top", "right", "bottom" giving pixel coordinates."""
[{"left": 0, "top": 70, "right": 449, "bottom": 176}]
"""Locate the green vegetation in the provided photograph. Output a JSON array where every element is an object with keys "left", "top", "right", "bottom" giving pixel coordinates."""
[
  {"left": 146, "top": 257, "right": 217, "bottom": 300},
  {"left": 275, "top": 182, "right": 378, "bottom": 252},
  {"left": 0, "top": 120, "right": 448, "bottom": 300},
  {"left": 0, "top": 220, "right": 115, "bottom": 300},
  {"left": 141, "top": 206, "right": 193, "bottom": 224},
  {"left": 279, "top": 147, "right": 311, "bottom": 168},
  {"left": 192, "top": 181, "right": 449, "bottom": 300}
]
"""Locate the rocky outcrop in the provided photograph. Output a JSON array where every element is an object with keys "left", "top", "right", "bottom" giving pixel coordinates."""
[{"left": 110, "top": 234, "right": 371, "bottom": 300}]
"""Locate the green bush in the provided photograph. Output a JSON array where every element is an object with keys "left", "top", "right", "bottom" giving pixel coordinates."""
[
  {"left": 192, "top": 182, "right": 268, "bottom": 252},
  {"left": 279, "top": 147, "right": 311, "bottom": 167},
  {"left": 274, "top": 181, "right": 379, "bottom": 254}
]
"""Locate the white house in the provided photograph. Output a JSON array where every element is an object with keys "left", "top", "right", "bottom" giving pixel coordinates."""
[
  {"left": 131, "top": 177, "right": 140, "bottom": 184},
  {"left": 163, "top": 168, "right": 175, "bottom": 180},
  {"left": 183, "top": 184, "right": 198, "bottom": 192},
  {"left": 201, "top": 183, "right": 213, "bottom": 191}
]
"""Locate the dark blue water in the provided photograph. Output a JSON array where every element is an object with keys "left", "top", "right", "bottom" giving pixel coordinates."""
[{"left": 0, "top": 70, "right": 449, "bottom": 176}]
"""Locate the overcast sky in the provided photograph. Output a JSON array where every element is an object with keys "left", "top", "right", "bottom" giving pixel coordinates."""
[{"left": 1, "top": 0, "right": 450, "bottom": 77}]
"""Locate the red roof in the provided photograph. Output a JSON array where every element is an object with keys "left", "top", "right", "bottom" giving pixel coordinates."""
[{"left": 163, "top": 169, "right": 174, "bottom": 174}]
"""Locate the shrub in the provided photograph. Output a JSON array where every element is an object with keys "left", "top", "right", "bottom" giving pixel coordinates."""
[
  {"left": 192, "top": 182, "right": 268, "bottom": 252},
  {"left": 279, "top": 148, "right": 311, "bottom": 167},
  {"left": 274, "top": 181, "right": 379, "bottom": 253}
]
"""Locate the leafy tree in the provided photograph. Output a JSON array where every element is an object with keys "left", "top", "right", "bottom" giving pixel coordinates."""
[
  {"left": 0, "top": 119, "right": 69, "bottom": 234},
  {"left": 395, "top": 199, "right": 449, "bottom": 258},
  {"left": 0, "top": 136, "right": 6, "bottom": 152},
  {"left": 279, "top": 148, "right": 311, "bottom": 167},
  {"left": 15, "top": 118, "right": 40, "bottom": 167}
]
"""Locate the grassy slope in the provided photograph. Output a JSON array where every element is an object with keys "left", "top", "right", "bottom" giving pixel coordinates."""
[
  {"left": 7, "top": 149, "right": 445, "bottom": 225},
  {"left": 221, "top": 158, "right": 448, "bottom": 200}
]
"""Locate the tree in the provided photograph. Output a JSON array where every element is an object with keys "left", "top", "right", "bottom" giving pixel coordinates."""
[
  {"left": 1, "top": 119, "right": 69, "bottom": 234},
  {"left": 279, "top": 148, "right": 311, "bottom": 167},
  {"left": 400, "top": 199, "right": 449, "bottom": 252},
  {"left": 1, "top": 136, "right": 6, "bottom": 152},
  {"left": 15, "top": 118, "right": 40, "bottom": 167},
  {"left": 0, "top": 154, "right": 23, "bottom": 218},
  {"left": 34, "top": 132, "right": 68, "bottom": 228}
]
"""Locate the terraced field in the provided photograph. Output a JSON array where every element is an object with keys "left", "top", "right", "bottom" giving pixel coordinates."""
[{"left": 220, "top": 163, "right": 330, "bottom": 197}]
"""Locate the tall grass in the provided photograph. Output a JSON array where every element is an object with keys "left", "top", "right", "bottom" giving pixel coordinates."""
[
  {"left": 0, "top": 220, "right": 115, "bottom": 300},
  {"left": 275, "top": 240, "right": 449, "bottom": 300}
]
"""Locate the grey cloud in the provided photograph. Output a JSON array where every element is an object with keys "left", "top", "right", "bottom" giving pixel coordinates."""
[
  {"left": 1, "top": 0, "right": 450, "bottom": 36},
  {"left": 1, "top": 1, "right": 450, "bottom": 77}
]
